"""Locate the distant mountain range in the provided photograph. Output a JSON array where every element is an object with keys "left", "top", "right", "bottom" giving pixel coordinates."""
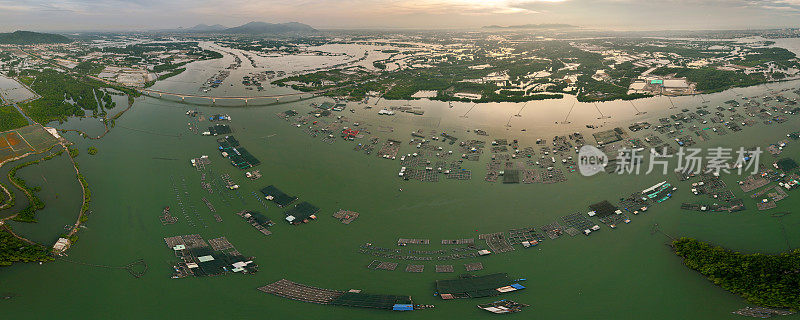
[
  {"left": 156, "top": 22, "right": 317, "bottom": 34},
  {"left": 483, "top": 24, "right": 577, "bottom": 30},
  {"left": 221, "top": 22, "right": 317, "bottom": 34},
  {"left": 0, "top": 30, "right": 72, "bottom": 45},
  {"left": 186, "top": 24, "right": 227, "bottom": 32},
  {"left": 153, "top": 24, "right": 226, "bottom": 33}
]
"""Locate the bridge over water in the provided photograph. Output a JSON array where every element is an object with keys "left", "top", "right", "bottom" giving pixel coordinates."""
[{"left": 137, "top": 85, "right": 347, "bottom": 106}]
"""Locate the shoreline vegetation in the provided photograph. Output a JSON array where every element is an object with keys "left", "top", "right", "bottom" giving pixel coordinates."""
[
  {"left": 17, "top": 69, "right": 140, "bottom": 124},
  {"left": 64, "top": 144, "right": 90, "bottom": 244},
  {"left": 0, "top": 144, "right": 91, "bottom": 264},
  {"left": 0, "top": 225, "right": 53, "bottom": 266},
  {"left": 0, "top": 180, "right": 12, "bottom": 209},
  {"left": 0, "top": 152, "right": 37, "bottom": 211},
  {"left": 271, "top": 63, "right": 783, "bottom": 103},
  {"left": 8, "top": 147, "right": 64, "bottom": 223},
  {"left": 0, "top": 45, "right": 143, "bottom": 263},
  {"left": 270, "top": 38, "right": 798, "bottom": 103},
  {"left": 673, "top": 237, "right": 800, "bottom": 310},
  {"left": 273, "top": 61, "right": 795, "bottom": 104}
]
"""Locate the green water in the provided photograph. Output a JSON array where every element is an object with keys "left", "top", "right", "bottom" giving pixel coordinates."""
[{"left": 2, "top": 43, "right": 800, "bottom": 319}]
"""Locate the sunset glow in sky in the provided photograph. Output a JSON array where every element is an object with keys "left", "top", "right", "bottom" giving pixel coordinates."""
[{"left": 2, "top": 0, "right": 800, "bottom": 31}]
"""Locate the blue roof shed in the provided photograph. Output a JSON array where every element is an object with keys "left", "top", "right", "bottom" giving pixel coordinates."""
[{"left": 392, "top": 304, "right": 414, "bottom": 311}]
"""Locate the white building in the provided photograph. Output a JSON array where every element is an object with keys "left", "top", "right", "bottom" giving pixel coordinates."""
[{"left": 53, "top": 237, "right": 71, "bottom": 254}]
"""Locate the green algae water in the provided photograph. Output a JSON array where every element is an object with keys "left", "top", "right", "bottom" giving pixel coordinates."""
[{"left": 3, "top": 42, "right": 800, "bottom": 320}]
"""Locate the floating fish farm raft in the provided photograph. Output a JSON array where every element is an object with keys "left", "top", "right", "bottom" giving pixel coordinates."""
[
  {"left": 589, "top": 201, "right": 630, "bottom": 227},
  {"left": 740, "top": 174, "right": 770, "bottom": 192},
  {"left": 479, "top": 233, "right": 514, "bottom": 253},
  {"left": 284, "top": 201, "right": 319, "bottom": 224},
  {"left": 276, "top": 110, "right": 299, "bottom": 120},
  {"left": 245, "top": 170, "right": 262, "bottom": 180},
  {"left": 207, "top": 114, "right": 231, "bottom": 122},
  {"left": 592, "top": 128, "right": 625, "bottom": 145},
  {"left": 352, "top": 180, "right": 681, "bottom": 271},
  {"left": 235, "top": 210, "right": 274, "bottom": 236},
  {"left": 405, "top": 264, "right": 425, "bottom": 273},
  {"left": 332, "top": 209, "right": 360, "bottom": 224},
  {"left": 684, "top": 173, "right": 750, "bottom": 211},
  {"left": 681, "top": 201, "right": 746, "bottom": 213},
  {"left": 502, "top": 169, "right": 521, "bottom": 184},
  {"left": 377, "top": 139, "right": 402, "bottom": 158},
  {"left": 257, "top": 279, "right": 340, "bottom": 304},
  {"left": 331, "top": 292, "right": 415, "bottom": 311},
  {"left": 464, "top": 262, "right": 484, "bottom": 271},
  {"left": 442, "top": 239, "right": 474, "bottom": 245},
  {"left": 435, "top": 273, "right": 525, "bottom": 300},
  {"left": 190, "top": 155, "right": 210, "bottom": 171},
  {"left": 436, "top": 265, "right": 454, "bottom": 273},
  {"left": 589, "top": 200, "right": 618, "bottom": 218},
  {"left": 217, "top": 135, "right": 260, "bottom": 169},
  {"left": 561, "top": 212, "right": 598, "bottom": 236},
  {"left": 164, "top": 234, "right": 257, "bottom": 278},
  {"left": 259, "top": 185, "right": 298, "bottom": 207},
  {"left": 358, "top": 242, "right": 483, "bottom": 262},
  {"left": 257, "top": 279, "right": 415, "bottom": 311},
  {"left": 478, "top": 300, "right": 530, "bottom": 314},
  {"left": 207, "top": 124, "right": 232, "bottom": 136},
  {"left": 507, "top": 227, "right": 545, "bottom": 245},
  {"left": 367, "top": 260, "right": 399, "bottom": 271},
  {"left": 397, "top": 238, "right": 430, "bottom": 246},
  {"left": 642, "top": 181, "right": 675, "bottom": 203},
  {"left": 159, "top": 206, "right": 177, "bottom": 225},
  {"left": 732, "top": 307, "right": 795, "bottom": 318}
]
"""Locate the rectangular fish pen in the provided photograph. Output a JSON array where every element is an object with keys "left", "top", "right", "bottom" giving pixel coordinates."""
[{"left": 259, "top": 185, "right": 298, "bottom": 207}]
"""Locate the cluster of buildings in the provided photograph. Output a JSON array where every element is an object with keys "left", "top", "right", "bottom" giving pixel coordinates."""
[
  {"left": 97, "top": 66, "right": 155, "bottom": 87},
  {"left": 1, "top": 35, "right": 216, "bottom": 88},
  {"left": 628, "top": 78, "right": 694, "bottom": 96}
]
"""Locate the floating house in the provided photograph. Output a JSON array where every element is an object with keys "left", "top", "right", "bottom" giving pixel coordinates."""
[
  {"left": 259, "top": 185, "right": 297, "bottom": 207},
  {"left": 478, "top": 300, "right": 529, "bottom": 314},
  {"left": 284, "top": 201, "right": 319, "bottom": 224},
  {"left": 217, "top": 136, "right": 260, "bottom": 169},
  {"left": 258, "top": 279, "right": 415, "bottom": 311},
  {"left": 435, "top": 273, "right": 524, "bottom": 299}
]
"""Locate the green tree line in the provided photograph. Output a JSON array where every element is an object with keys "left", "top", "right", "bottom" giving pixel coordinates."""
[{"left": 674, "top": 237, "right": 800, "bottom": 309}]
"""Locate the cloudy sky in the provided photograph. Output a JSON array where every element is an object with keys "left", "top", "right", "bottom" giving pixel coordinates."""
[{"left": 1, "top": 0, "right": 800, "bottom": 32}]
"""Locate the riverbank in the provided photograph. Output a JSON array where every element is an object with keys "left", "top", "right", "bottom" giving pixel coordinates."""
[{"left": 2, "top": 37, "right": 800, "bottom": 319}]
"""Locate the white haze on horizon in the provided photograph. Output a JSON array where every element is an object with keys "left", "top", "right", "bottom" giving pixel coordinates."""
[{"left": 1, "top": 0, "right": 799, "bottom": 32}]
